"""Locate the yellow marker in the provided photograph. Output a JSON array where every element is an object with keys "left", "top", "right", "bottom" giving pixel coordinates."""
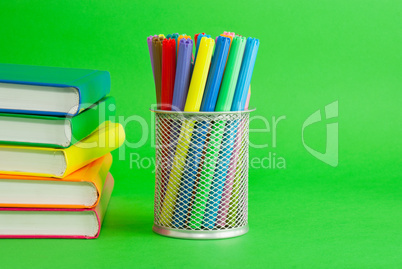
[
  {"left": 185, "top": 37, "right": 214, "bottom": 111},
  {"left": 158, "top": 34, "right": 165, "bottom": 38},
  {"left": 158, "top": 120, "right": 195, "bottom": 225},
  {"left": 158, "top": 37, "right": 214, "bottom": 225}
]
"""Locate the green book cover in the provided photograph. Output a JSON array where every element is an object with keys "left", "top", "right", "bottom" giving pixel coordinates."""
[{"left": 0, "top": 97, "right": 115, "bottom": 148}]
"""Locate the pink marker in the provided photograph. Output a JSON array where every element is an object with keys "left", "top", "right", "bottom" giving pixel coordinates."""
[
  {"left": 216, "top": 31, "right": 235, "bottom": 42},
  {"left": 216, "top": 84, "right": 249, "bottom": 227},
  {"left": 245, "top": 86, "right": 251, "bottom": 110},
  {"left": 223, "top": 31, "right": 235, "bottom": 37}
]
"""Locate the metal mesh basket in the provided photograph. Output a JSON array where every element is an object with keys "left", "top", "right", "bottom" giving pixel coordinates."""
[{"left": 152, "top": 109, "right": 251, "bottom": 239}]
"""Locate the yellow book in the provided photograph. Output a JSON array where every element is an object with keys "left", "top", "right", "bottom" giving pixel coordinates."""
[{"left": 0, "top": 122, "right": 125, "bottom": 178}]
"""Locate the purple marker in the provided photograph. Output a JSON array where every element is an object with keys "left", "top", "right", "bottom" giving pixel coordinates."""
[
  {"left": 147, "top": 35, "right": 157, "bottom": 77},
  {"left": 172, "top": 39, "right": 193, "bottom": 111}
]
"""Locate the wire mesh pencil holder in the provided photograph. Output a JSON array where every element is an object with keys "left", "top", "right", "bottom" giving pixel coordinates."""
[{"left": 151, "top": 109, "right": 253, "bottom": 239}]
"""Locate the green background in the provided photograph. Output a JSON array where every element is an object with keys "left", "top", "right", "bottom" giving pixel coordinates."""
[{"left": 0, "top": 0, "right": 401, "bottom": 268}]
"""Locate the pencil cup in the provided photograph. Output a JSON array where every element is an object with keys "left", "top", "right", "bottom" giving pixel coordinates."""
[{"left": 151, "top": 109, "right": 253, "bottom": 239}]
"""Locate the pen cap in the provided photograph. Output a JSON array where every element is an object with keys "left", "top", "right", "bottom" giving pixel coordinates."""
[
  {"left": 172, "top": 39, "right": 193, "bottom": 111},
  {"left": 194, "top": 32, "right": 205, "bottom": 44},
  {"left": 147, "top": 35, "right": 158, "bottom": 74},
  {"left": 152, "top": 36, "right": 165, "bottom": 107},
  {"left": 161, "top": 38, "right": 177, "bottom": 111},
  {"left": 223, "top": 31, "right": 235, "bottom": 37},
  {"left": 185, "top": 37, "right": 214, "bottom": 112},
  {"left": 231, "top": 37, "right": 259, "bottom": 111},
  {"left": 177, "top": 35, "right": 191, "bottom": 54},
  {"left": 215, "top": 36, "right": 247, "bottom": 112},
  {"left": 194, "top": 34, "right": 211, "bottom": 62},
  {"left": 201, "top": 36, "right": 231, "bottom": 112}
]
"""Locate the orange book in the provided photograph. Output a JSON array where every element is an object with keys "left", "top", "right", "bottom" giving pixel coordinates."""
[
  {"left": 0, "top": 153, "right": 112, "bottom": 209},
  {"left": 0, "top": 173, "right": 114, "bottom": 239}
]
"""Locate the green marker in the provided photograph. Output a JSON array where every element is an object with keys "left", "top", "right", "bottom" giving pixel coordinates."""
[
  {"left": 215, "top": 36, "right": 247, "bottom": 111},
  {"left": 187, "top": 120, "right": 226, "bottom": 228}
]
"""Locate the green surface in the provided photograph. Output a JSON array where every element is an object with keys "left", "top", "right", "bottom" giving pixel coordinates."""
[{"left": 0, "top": 0, "right": 401, "bottom": 268}]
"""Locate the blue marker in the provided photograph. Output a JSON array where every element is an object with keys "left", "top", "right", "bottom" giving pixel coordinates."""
[
  {"left": 231, "top": 38, "right": 260, "bottom": 111},
  {"left": 200, "top": 36, "right": 230, "bottom": 111}
]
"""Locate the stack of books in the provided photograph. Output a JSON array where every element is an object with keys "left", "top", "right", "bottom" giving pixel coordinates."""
[{"left": 0, "top": 64, "right": 125, "bottom": 239}]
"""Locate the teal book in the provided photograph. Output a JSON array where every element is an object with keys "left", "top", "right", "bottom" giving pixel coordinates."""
[
  {"left": 0, "top": 97, "right": 115, "bottom": 148},
  {"left": 0, "top": 63, "right": 110, "bottom": 116}
]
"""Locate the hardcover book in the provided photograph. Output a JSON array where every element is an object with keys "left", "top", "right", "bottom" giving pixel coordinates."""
[
  {"left": 0, "top": 173, "right": 114, "bottom": 239},
  {"left": 0, "top": 153, "right": 112, "bottom": 208},
  {"left": 0, "top": 63, "right": 110, "bottom": 116},
  {"left": 0, "top": 97, "right": 115, "bottom": 148},
  {"left": 0, "top": 122, "right": 125, "bottom": 178}
]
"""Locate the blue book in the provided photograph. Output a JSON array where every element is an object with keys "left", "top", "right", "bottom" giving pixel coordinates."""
[{"left": 0, "top": 63, "right": 110, "bottom": 116}]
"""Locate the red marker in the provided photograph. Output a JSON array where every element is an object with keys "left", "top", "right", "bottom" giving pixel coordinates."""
[
  {"left": 161, "top": 38, "right": 176, "bottom": 110},
  {"left": 194, "top": 32, "right": 205, "bottom": 44}
]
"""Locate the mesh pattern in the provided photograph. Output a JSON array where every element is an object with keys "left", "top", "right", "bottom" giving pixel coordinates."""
[{"left": 154, "top": 111, "right": 249, "bottom": 232}]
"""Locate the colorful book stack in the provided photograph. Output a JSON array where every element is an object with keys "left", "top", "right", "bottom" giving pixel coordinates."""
[
  {"left": 148, "top": 31, "right": 259, "bottom": 229},
  {"left": 0, "top": 64, "right": 125, "bottom": 238}
]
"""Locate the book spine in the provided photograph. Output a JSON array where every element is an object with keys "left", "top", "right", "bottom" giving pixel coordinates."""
[
  {"left": 93, "top": 173, "right": 115, "bottom": 237},
  {"left": 63, "top": 122, "right": 125, "bottom": 177},
  {"left": 73, "top": 71, "right": 111, "bottom": 115},
  {"left": 70, "top": 97, "right": 116, "bottom": 145}
]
